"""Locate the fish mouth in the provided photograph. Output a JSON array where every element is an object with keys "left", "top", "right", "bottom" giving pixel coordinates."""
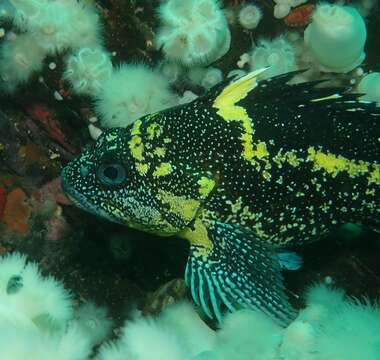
[
  {"left": 60, "top": 175, "right": 122, "bottom": 224},
  {"left": 60, "top": 172, "right": 178, "bottom": 234}
]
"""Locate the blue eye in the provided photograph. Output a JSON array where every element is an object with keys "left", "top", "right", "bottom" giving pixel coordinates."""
[{"left": 97, "top": 163, "right": 126, "bottom": 186}]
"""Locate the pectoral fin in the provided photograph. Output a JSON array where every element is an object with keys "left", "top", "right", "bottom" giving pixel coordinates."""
[
  {"left": 184, "top": 221, "right": 297, "bottom": 325},
  {"left": 277, "top": 251, "right": 303, "bottom": 271}
]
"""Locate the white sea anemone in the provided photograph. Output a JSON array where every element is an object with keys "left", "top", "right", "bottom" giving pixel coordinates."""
[
  {"left": 158, "top": 302, "right": 216, "bottom": 354},
  {"left": 97, "top": 301, "right": 215, "bottom": 360},
  {"left": 120, "top": 317, "right": 189, "bottom": 360},
  {"left": 304, "top": 4, "right": 367, "bottom": 73},
  {"left": 96, "top": 63, "right": 177, "bottom": 128},
  {"left": 95, "top": 289, "right": 380, "bottom": 360},
  {"left": 215, "top": 309, "right": 283, "bottom": 360},
  {"left": 0, "top": 0, "right": 15, "bottom": 20},
  {"left": 315, "top": 299, "right": 380, "bottom": 360},
  {"left": 0, "top": 321, "right": 91, "bottom": 360},
  {"left": 64, "top": 47, "right": 113, "bottom": 96},
  {"left": 3, "top": 0, "right": 104, "bottom": 92},
  {"left": 358, "top": 72, "right": 380, "bottom": 105},
  {"left": 249, "top": 35, "right": 298, "bottom": 79},
  {"left": 156, "top": 0, "right": 231, "bottom": 66},
  {"left": 0, "top": 33, "right": 45, "bottom": 92},
  {"left": 10, "top": 0, "right": 48, "bottom": 30},
  {"left": 187, "top": 66, "right": 223, "bottom": 89},
  {"left": 296, "top": 284, "right": 346, "bottom": 326},
  {"left": 0, "top": 253, "right": 91, "bottom": 360},
  {"left": 67, "top": 1, "right": 103, "bottom": 50},
  {"left": 97, "top": 342, "right": 125, "bottom": 360},
  {"left": 279, "top": 320, "right": 316, "bottom": 360},
  {"left": 238, "top": 3, "right": 263, "bottom": 30},
  {"left": 201, "top": 67, "right": 223, "bottom": 89},
  {"left": 158, "top": 60, "right": 184, "bottom": 83},
  {"left": 14, "top": 0, "right": 102, "bottom": 54},
  {"left": 73, "top": 301, "right": 113, "bottom": 346},
  {"left": 178, "top": 90, "right": 198, "bottom": 105},
  {"left": 305, "top": 283, "right": 346, "bottom": 312},
  {"left": 279, "top": 284, "right": 380, "bottom": 360},
  {"left": 0, "top": 252, "right": 73, "bottom": 330},
  {"left": 187, "top": 66, "right": 207, "bottom": 85}
]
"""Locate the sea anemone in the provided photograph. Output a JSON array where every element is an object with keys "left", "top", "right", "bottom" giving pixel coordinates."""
[
  {"left": 187, "top": 66, "right": 223, "bottom": 89},
  {"left": 0, "top": 33, "right": 45, "bottom": 92},
  {"left": 358, "top": 72, "right": 380, "bottom": 105},
  {"left": 304, "top": 3, "right": 366, "bottom": 73},
  {"left": 215, "top": 309, "right": 283, "bottom": 360},
  {"left": 158, "top": 60, "right": 184, "bottom": 83},
  {"left": 156, "top": 0, "right": 231, "bottom": 66},
  {"left": 95, "top": 63, "right": 177, "bottom": 128},
  {"left": 178, "top": 90, "right": 198, "bottom": 105},
  {"left": 2, "top": 0, "right": 103, "bottom": 92},
  {"left": 238, "top": 3, "right": 263, "bottom": 30},
  {"left": 187, "top": 66, "right": 207, "bottom": 85},
  {"left": 0, "top": 321, "right": 92, "bottom": 360},
  {"left": 14, "top": 0, "right": 102, "bottom": 54},
  {"left": 10, "top": 0, "right": 47, "bottom": 30},
  {"left": 279, "top": 284, "right": 380, "bottom": 360},
  {"left": 0, "top": 0, "right": 15, "bottom": 20},
  {"left": 0, "top": 253, "right": 73, "bottom": 330},
  {"left": 73, "top": 302, "right": 113, "bottom": 346},
  {"left": 201, "top": 67, "right": 223, "bottom": 90},
  {"left": 97, "top": 302, "right": 215, "bottom": 360},
  {"left": 97, "top": 342, "right": 125, "bottom": 360},
  {"left": 66, "top": 1, "right": 103, "bottom": 50},
  {"left": 95, "top": 288, "right": 380, "bottom": 360},
  {"left": 279, "top": 320, "right": 316, "bottom": 360},
  {"left": 249, "top": 35, "right": 298, "bottom": 79},
  {"left": 158, "top": 302, "right": 216, "bottom": 354},
  {"left": 298, "top": 283, "right": 346, "bottom": 326},
  {"left": 315, "top": 299, "right": 380, "bottom": 360},
  {"left": 119, "top": 317, "right": 189, "bottom": 360},
  {"left": 0, "top": 253, "right": 92, "bottom": 359},
  {"left": 64, "top": 47, "right": 113, "bottom": 96}
]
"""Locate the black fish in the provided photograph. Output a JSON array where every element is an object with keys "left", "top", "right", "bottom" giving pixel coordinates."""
[{"left": 61, "top": 69, "right": 380, "bottom": 324}]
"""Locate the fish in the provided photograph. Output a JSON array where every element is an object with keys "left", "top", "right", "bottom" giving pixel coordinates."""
[{"left": 61, "top": 69, "right": 380, "bottom": 325}]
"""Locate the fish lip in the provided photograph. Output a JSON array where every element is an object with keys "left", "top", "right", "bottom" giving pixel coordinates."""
[
  {"left": 60, "top": 174, "right": 122, "bottom": 224},
  {"left": 60, "top": 173, "right": 171, "bottom": 233}
]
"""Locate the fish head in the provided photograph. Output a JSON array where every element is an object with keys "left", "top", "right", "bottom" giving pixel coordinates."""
[{"left": 61, "top": 126, "right": 183, "bottom": 236}]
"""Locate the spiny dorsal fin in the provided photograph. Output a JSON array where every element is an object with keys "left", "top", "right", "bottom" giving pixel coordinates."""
[{"left": 212, "top": 67, "right": 269, "bottom": 109}]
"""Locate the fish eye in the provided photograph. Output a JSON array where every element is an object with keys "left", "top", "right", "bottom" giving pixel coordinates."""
[{"left": 97, "top": 163, "right": 126, "bottom": 186}]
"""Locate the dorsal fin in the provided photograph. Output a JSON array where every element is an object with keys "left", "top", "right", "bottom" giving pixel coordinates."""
[{"left": 212, "top": 67, "right": 269, "bottom": 109}]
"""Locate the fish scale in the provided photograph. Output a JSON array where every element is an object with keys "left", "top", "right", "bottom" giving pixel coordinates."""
[{"left": 61, "top": 69, "right": 379, "bottom": 324}]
